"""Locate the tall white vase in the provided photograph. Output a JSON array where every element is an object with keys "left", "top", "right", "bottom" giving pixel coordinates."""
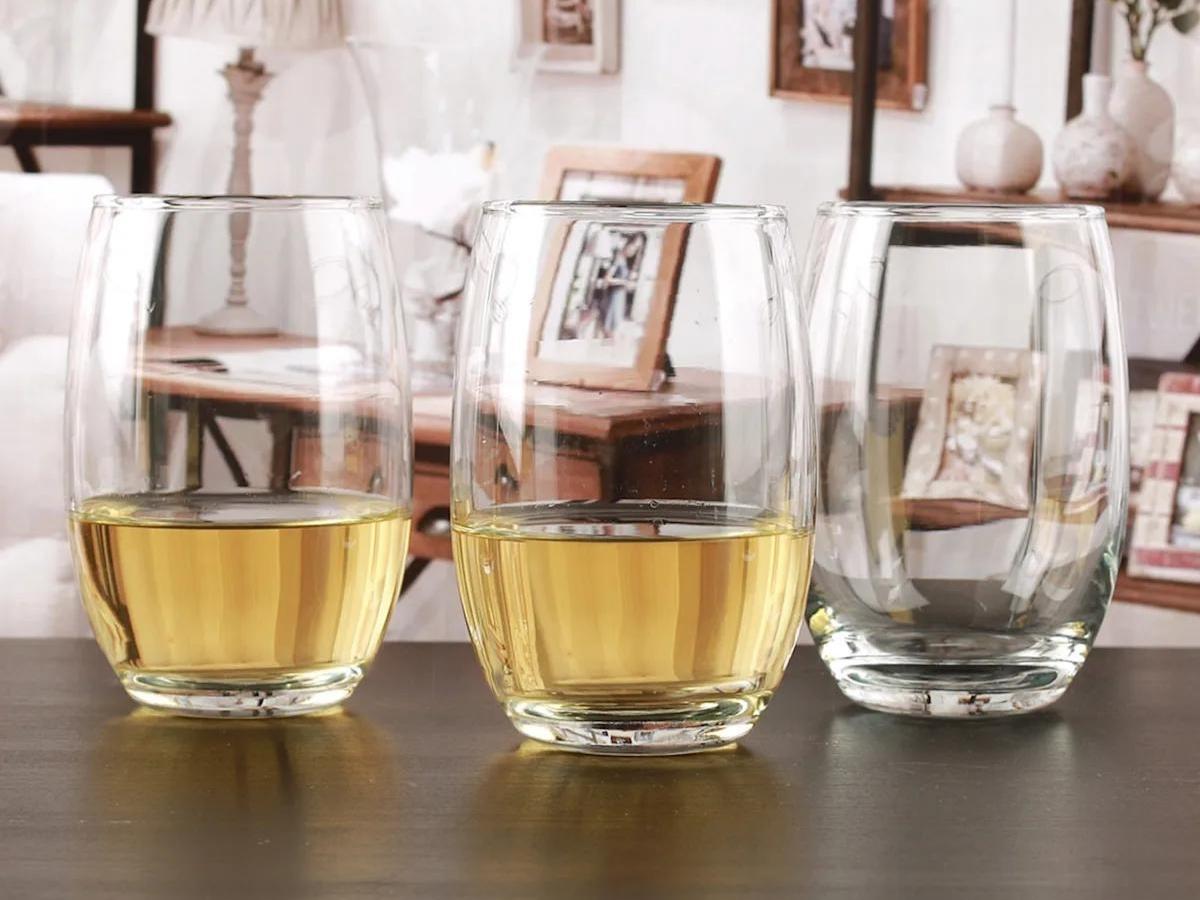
[
  {"left": 955, "top": 106, "right": 1044, "bottom": 194},
  {"left": 1053, "top": 74, "right": 1132, "bottom": 199},
  {"left": 1109, "top": 59, "right": 1174, "bottom": 199}
]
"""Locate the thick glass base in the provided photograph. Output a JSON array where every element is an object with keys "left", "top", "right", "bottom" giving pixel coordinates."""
[
  {"left": 818, "top": 629, "right": 1089, "bottom": 718},
  {"left": 118, "top": 665, "right": 364, "bottom": 718},
  {"left": 505, "top": 694, "right": 769, "bottom": 755},
  {"left": 831, "top": 664, "right": 1072, "bottom": 717}
]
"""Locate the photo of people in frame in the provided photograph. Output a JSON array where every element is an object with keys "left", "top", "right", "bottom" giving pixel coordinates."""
[
  {"left": 529, "top": 147, "right": 720, "bottom": 388},
  {"left": 799, "top": 0, "right": 894, "bottom": 72},
  {"left": 538, "top": 220, "right": 665, "bottom": 372},
  {"left": 532, "top": 166, "right": 684, "bottom": 373},
  {"left": 555, "top": 225, "right": 650, "bottom": 342},
  {"left": 543, "top": 0, "right": 594, "bottom": 46}
]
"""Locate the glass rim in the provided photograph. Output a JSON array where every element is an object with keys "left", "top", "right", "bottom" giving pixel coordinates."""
[
  {"left": 481, "top": 200, "right": 789, "bottom": 222},
  {"left": 93, "top": 195, "right": 384, "bottom": 211},
  {"left": 346, "top": 35, "right": 491, "bottom": 51},
  {"left": 818, "top": 200, "right": 1105, "bottom": 221}
]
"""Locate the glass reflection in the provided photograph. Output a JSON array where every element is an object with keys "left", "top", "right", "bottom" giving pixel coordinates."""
[
  {"left": 88, "top": 710, "right": 399, "bottom": 892},
  {"left": 805, "top": 706, "right": 1084, "bottom": 887},
  {"left": 466, "top": 741, "right": 802, "bottom": 894}
]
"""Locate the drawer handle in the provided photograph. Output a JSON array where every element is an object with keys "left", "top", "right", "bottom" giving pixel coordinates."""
[
  {"left": 496, "top": 461, "right": 519, "bottom": 491},
  {"left": 417, "top": 507, "right": 452, "bottom": 537}
]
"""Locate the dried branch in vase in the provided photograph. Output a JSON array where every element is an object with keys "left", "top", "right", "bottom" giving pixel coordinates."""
[{"left": 1110, "top": 0, "right": 1199, "bottom": 61}]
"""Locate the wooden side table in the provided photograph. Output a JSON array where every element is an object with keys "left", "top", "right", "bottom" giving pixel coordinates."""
[
  {"left": 408, "top": 371, "right": 739, "bottom": 563},
  {"left": 0, "top": 101, "right": 172, "bottom": 193},
  {"left": 131, "top": 337, "right": 766, "bottom": 593}
]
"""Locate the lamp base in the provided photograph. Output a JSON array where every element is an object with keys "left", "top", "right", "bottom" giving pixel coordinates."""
[{"left": 194, "top": 304, "right": 278, "bottom": 337}]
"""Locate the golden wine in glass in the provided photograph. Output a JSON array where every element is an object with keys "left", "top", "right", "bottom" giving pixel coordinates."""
[
  {"left": 66, "top": 196, "right": 411, "bottom": 716},
  {"left": 452, "top": 202, "right": 816, "bottom": 754}
]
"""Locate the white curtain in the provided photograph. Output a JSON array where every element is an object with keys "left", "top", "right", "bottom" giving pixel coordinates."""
[{"left": 0, "top": 0, "right": 134, "bottom": 106}]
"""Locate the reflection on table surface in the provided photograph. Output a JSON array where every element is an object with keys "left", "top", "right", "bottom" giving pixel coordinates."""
[
  {"left": 88, "top": 708, "right": 400, "bottom": 894},
  {"left": 82, "top": 708, "right": 811, "bottom": 898},
  {"left": 468, "top": 741, "right": 799, "bottom": 892},
  {"left": 10, "top": 643, "right": 1196, "bottom": 897}
]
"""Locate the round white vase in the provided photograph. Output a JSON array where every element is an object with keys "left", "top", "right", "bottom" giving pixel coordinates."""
[
  {"left": 1109, "top": 59, "right": 1174, "bottom": 199},
  {"left": 1053, "top": 74, "right": 1132, "bottom": 199},
  {"left": 1174, "top": 130, "right": 1200, "bottom": 204},
  {"left": 956, "top": 106, "right": 1044, "bottom": 193}
]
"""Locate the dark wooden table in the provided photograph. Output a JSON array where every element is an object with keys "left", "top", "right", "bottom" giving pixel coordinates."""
[{"left": 3, "top": 640, "right": 1198, "bottom": 899}]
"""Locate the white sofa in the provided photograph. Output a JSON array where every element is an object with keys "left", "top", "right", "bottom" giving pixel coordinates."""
[{"left": 0, "top": 172, "right": 110, "bottom": 636}]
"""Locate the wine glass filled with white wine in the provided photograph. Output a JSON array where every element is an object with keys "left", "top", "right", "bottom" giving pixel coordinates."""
[
  {"left": 452, "top": 202, "right": 815, "bottom": 754},
  {"left": 66, "top": 196, "right": 411, "bottom": 717}
]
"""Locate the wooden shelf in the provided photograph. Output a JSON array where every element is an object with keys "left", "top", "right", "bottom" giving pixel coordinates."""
[
  {"left": 1116, "top": 570, "right": 1200, "bottom": 614},
  {"left": 852, "top": 185, "right": 1200, "bottom": 236},
  {"left": 0, "top": 100, "right": 171, "bottom": 144},
  {"left": 891, "top": 498, "right": 1200, "bottom": 612}
]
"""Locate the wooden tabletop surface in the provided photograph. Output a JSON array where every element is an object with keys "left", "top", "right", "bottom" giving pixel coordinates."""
[
  {"left": 3, "top": 639, "right": 1198, "bottom": 899},
  {"left": 137, "top": 328, "right": 749, "bottom": 447}
]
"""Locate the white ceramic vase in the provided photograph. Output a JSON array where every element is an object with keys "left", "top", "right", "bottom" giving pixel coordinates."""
[
  {"left": 956, "top": 105, "right": 1044, "bottom": 193},
  {"left": 1053, "top": 74, "right": 1132, "bottom": 199},
  {"left": 1109, "top": 59, "right": 1174, "bottom": 199},
  {"left": 1174, "top": 130, "right": 1200, "bottom": 204}
]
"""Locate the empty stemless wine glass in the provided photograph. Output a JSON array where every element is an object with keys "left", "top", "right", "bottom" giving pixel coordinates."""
[
  {"left": 66, "top": 196, "right": 411, "bottom": 717},
  {"left": 806, "top": 202, "right": 1128, "bottom": 717},
  {"left": 452, "top": 201, "right": 815, "bottom": 754}
]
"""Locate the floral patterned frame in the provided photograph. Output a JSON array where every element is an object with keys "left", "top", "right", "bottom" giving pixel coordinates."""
[
  {"left": 901, "top": 345, "right": 1043, "bottom": 510},
  {"left": 1127, "top": 372, "right": 1200, "bottom": 583}
]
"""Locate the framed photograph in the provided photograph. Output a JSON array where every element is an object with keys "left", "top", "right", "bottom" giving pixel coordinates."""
[
  {"left": 528, "top": 146, "right": 721, "bottom": 391},
  {"left": 901, "top": 346, "right": 1043, "bottom": 510},
  {"left": 1128, "top": 373, "right": 1200, "bottom": 583},
  {"left": 538, "top": 145, "right": 721, "bottom": 204},
  {"left": 771, "top": 0, "right": 928, "bottom": 110},
  {"left": 515, "top": 0, "right": 620, "bottom": 74}
]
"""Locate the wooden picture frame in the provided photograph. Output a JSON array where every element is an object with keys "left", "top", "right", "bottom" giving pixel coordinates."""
[
  {"left": 901, "top": 345, "right": 1043, "bottom": 510},
  {"left": 528, "top": 146, "right": 721, "bottom": 391},
  {"left": 1128, "top": 372, "right": 1200, "bottom": 583},
  {"left": 515, "top": 0, "right": 620, "bottom": 75},
  {"left": 537, "top": 145, "right": 721, "bottom": 204},
  {"left": 771, "top": 0, "right": 928, "bottom": 110}
]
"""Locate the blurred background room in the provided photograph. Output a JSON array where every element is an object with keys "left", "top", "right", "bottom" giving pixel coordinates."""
[{"left": 3, "top": 0, "right": 1200, "bottom": 644}]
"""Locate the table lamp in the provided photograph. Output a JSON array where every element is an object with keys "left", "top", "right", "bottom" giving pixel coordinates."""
[{"left": 146, "top": 0, "right": 345, "bottom": 335}]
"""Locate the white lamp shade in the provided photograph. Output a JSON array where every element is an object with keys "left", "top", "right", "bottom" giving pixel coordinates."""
[{"left": 146, "top": 0, "right": 345, "bottom": 50}]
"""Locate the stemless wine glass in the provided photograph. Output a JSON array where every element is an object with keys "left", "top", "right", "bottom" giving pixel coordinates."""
[
  {"left": 806, "top": 202, "right": 1128, "bottom": 717},
  {"left": 452, "top": 201, "right": 815, "bottom": 755},
  {"left": 66, "top": 196, "right": 411, "bottom": 717}
]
